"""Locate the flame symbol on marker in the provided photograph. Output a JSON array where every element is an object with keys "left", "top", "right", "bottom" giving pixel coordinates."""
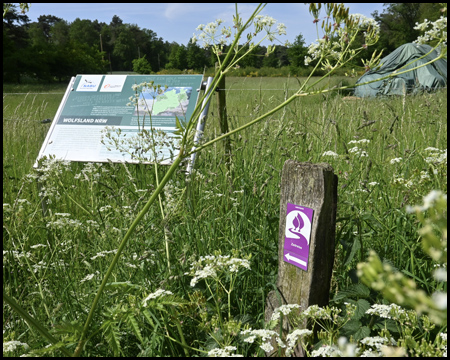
[
  {"left": 290, "top": 212, "right": 304, "bottom": 238},
  {"left": 293, "top": 212, "right": 304, "bottom": 232}
]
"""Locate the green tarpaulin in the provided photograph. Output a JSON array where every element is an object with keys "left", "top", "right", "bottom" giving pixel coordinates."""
[{"left": 354, "top": 43, "right": 447, "bottom": 97}]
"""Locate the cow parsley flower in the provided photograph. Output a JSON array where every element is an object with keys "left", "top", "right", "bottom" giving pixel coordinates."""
[
  {"left": 271, "top": 304, "right": 301, "bottom": 321},
  {"left": 301, "top": 304, "right": 331, "bottom": 320},
  {"left": 360, "top": 335, "right": 397, "bottom": 349},
  {"left": 311, "top": 344, "right": 341, "bottom": 357},
  {"left": 142, "top": 289, "right": 173, "bottom": 306},
  {"left": 406, "top": 190, "right": 447, "bottom": 213},
  {"left": 187, "top": 254, "right": 250, "bottom": 286},
  {"left": 207, "top": 345, "right": 243, "bottom": 357},
  {"left": 390, "top": 157, "right": 403, "bottom": 164},
  {"left": 190, "top": 264, "right": 217, "bottom": 286},
  {"left": 241, "top": 328, "right": 284, "bottom": 352},
  {"left": 3, "top": 340, "right": 29, "bottom": 353},
  {"left": 365, "top": 303, "right": 410, "bottom": 321},
  {"left": 80, "top": 272, "right": 99, "bottom": 283},
  {"left": 414, "top": 16, "right": 447, "bottom": 45},
  {"left": 322, "top": 150, "right": 339, "bottom": 158},
  {"left": 348, "top": 139, "right": 370, "bottom": 144},
  {"left": 285, "top": 329, "right": 313, "bottom": 356}
]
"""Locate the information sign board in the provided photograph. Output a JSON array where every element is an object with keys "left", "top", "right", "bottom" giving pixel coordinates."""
[
  {"left": 35, "top": 74, "right": 204, "bottom": 166},
  {"left": 283, "top": 202, "right": 314, "bottom": 271}
]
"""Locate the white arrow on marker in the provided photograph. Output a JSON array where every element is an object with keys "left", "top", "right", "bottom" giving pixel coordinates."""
[{"left": 285, "top": 253, "right": 307, "bottom": 267}]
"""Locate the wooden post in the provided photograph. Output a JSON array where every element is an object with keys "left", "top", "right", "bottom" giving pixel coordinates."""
[
  {"left": 265, "top": 160, "right": 338, "bottom": 356},
  {"left": 215, "top": 63, "right": 231, "bottom": 157}
]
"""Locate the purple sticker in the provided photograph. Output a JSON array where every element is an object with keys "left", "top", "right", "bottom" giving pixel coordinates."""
[{"left": 283, "top": 203, "right": 314, "bottom": 271}]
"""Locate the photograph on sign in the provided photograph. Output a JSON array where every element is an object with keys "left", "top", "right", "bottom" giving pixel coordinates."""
[
  {"left": 283, "top": 202, "right": 314, "bottom": 271},
  {"left": 36, "top": 74, "right": 204, "bottom": 165}
]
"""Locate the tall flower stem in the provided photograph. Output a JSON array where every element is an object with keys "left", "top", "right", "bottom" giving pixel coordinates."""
[{"left": 74, "top": 149, "right": 184, "bottom": 356}]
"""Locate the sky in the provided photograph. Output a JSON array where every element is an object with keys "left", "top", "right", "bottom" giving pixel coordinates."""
[{"left": 19, "top": 3, "right": 386, "bottom": 47}]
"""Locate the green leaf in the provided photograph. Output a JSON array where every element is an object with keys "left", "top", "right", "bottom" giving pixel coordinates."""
[
  {"left": 175, "top": 116, "right": 182, "bottom": 129},
  {"left": 353, "top": 325, "right": 371, "bottom": 341},
  {"left": 344, "top": 237, "right": 360, "bottom": 266},
  {"left": 143, "top": 309, "right": 163, "bottom": 329},
  {"left": 101, "top": 319, "right": 122, "bottom": 357},
  {"left": 3, "top": 293, "right": 73, "bottom": 357},
  {"left": 126, "top": 313, "right": 144, "bottom": 343},
  {"left": 340, "top": 319, "right": 361, "bottom": 337},
  {"left": 332, "top": 283, "right": 370, "bottom": 302},
  {"left": 52, "top": 320, "right": 83, "bottom": 336},
  {"left": 361, "top": 212, "right": 383, "bottom": 230},
  {"left": 372, "top": 318, "right": 400, "bottom": 333},
  {"left": 354, "top": 299, "right": 371, "bottom": 320},
  {"left": 104, "top": 281, "right": 141, "bottom": 290},
  {"left": 28, "top": 341, "right": 76, "bottom": 356}
]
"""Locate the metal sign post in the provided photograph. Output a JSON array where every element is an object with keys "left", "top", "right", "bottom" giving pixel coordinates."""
[{"left": 186, "top": 76, "right": 214, "bottom": 175}]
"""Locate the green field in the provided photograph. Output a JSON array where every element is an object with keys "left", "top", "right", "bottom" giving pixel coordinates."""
[{"left": 3, "top": 77, "right": 447, "bottom": 356}]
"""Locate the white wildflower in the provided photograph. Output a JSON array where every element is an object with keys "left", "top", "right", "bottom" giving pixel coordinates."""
[
  {"left": 30, "top": 244, "right": 47, "bottom": 249},
  {"left": 302, "top": 304, "right": 331, "bottom": 319},
  {"left": 285, "top": 329, "right": 313, "bottom": 356},
  {"left": 80, "top": 272, "right": 98, "bottom": 283},
  {"left": 424, "top": 147, "right": 440, "bottom": 152},
  {"left": 311, "top": 344, "right": 341, "bottom": 357},
  {"left": 433, "top": 267, "right": 447, "bottom": 282},
  {"left": 260, "top": 342, "right": 274, "bottom": 352},
  {"left": 365, "top": 303, "right": 407, "bottom": 321},
  {"left": 207, "top": 345, "right": 243, "bottom": 357},
  {"left": 55, "top": 212, "right": 71, "bottom": 217},
  {"left": 190, "top": 264, "right": 217, "bottom": 286},
  {"left": 99, "top": 205, "right": 112, "bottom": 212},
  {"left": 439, "top": 333, "right": 447, "bottom": 357},
  {"left": 188, "top": 254, "right": 250, "bottom": 286},
  {"left": 142, "top": 289, "right": 173, "bottom": 306},
  {"left": 424, "top": 149, "right": 447, "bottom": 164},
  {"left": 414, "top": 16, "right": 447, "bottom": 45},
  {"left": 241, "top": 328, "right": 283, "bottom": 353},
  {"left": 271, "top": 304, "right": 301, "bottom": 321},
  {"left": 337, "top": 336, "right": 359, "bottom": 357},
  {"left": 431, "top": 291, "right": 447, "bottom": 310},
  {"left": 414, "top": 19, "right": 430, "bottom": 32},
  {"left": 322, "top": 150, "right": 339, "bottom": 158},
  {"left": 360, "top": 335, "right": 396, "bottom": 349},
  {"left": 243, "top": 335, "right": 257, "bottom": 343},
  {"left": 348, "top": 139, "right": 370, "bottom": 144},
  {"left": 406, "top": 190, "right": 447, "bottom": 213},
  {"left": 241, "top": 329, "right": 277, "bottom": 342},
  {"left": 3, "top": 340, "right": 29, "bottom": 353},
  {"left": 390, "top": 157, "right": 402, "bottom": 164},
  {"left": 277, "top": 22, "right": 287, "bottom": 36},
  {"left": 91, "top": 249, "right": 117, "bottom": 260}
]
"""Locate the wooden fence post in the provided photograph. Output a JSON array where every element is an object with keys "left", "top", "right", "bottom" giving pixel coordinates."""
[
  {"left": 265, "top": 160, "right": 338, "bottom": 356},
  {"left": 215, "top": 63, "right": 231, "bottom": 157}
]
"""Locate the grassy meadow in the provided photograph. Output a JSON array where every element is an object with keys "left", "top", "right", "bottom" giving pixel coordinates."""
[{"left": 3, "top": 77, "right": 447, "bottom": 356}]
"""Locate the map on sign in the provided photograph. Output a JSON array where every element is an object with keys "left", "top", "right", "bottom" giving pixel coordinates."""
[
  {"left": 35, "top": 74, "right": 204, "bottom": 166},
  {"left": 135, "top": 87, "right": 193, "bottom": 117}
]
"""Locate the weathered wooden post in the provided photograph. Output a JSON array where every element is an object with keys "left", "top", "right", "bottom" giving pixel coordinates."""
[{"left": 265, "top": 160, "right": 338, "bottom": 356}]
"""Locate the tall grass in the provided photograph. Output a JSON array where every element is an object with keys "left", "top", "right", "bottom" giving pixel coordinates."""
[{"left": 3, "top": 79, "right": 447, "bottom": 356}]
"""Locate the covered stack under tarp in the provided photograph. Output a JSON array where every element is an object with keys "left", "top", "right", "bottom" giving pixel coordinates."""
[{"left": 354, "top": 43, "right": 447, "bottom": 97}]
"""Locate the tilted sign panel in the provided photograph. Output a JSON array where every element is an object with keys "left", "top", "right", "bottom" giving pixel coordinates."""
[{"left": 37, "top": 74, "right": 203, "bottom": 165}]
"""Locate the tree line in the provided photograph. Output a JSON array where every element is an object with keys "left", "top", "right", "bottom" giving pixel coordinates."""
[{"left": 3, "top": 3, "right": 443, "bottom": 83}]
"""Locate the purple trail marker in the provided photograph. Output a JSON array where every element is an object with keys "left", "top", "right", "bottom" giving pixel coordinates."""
[{"left": 283, "top": 202, "right": 314, "bottom": 271}]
